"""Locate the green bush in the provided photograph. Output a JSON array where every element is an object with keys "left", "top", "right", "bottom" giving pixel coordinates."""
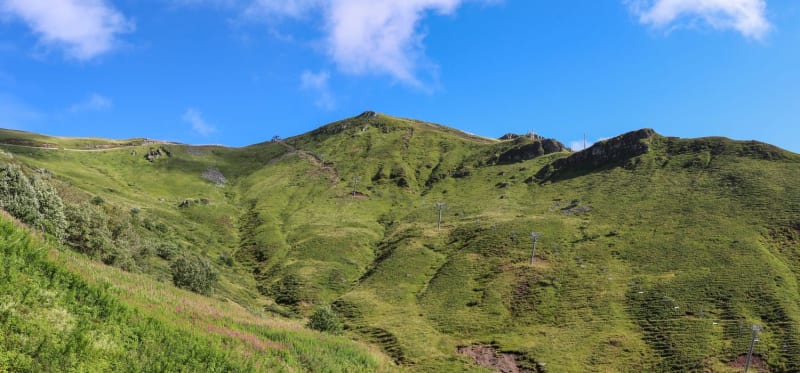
[
  {"left": 156, "top": 242, "right": 181, "bottom": 260},
  {"left": 0, "top": 163, "right": 41, "bottom": 225},
  {"left": 30, "top": 175, "right": 67, "bottom": 240},
  {"left": 0, "top": 163, "right": 67, "bottom": 239},
  {"left": 64, "top": 203, "right": 113, "bottom": 260},
  {"left": 171, "top": 255, "right": 218, "bottom": 295},
  {"left": 307, "top": 306, "right": 343, "bottom": 334}
]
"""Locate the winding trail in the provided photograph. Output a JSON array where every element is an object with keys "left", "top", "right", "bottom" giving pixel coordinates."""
[
  {"left": 275, "top": 141, "right": 340, "bottom": 183},
  {"left": 0, "top": 143, "right": 141, "bottom": 152}
]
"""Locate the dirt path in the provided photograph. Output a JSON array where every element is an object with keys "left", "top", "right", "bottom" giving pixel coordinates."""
[
  {"left": 276, "top": 141, "right": 340, "bottom": 183},
  {"left": 0, "top": 143, "right": 139, "bottom": 152}
]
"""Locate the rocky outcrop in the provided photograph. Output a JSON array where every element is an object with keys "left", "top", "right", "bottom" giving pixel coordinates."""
[
  {"left": 201, "top": 167, "right": 227, "bottom": 186},
  {"left": 495, "top": 139, "right": 567, "bottom": 164},
  {"left": 144, "top": 146, "right": 173, "bottom": 162},
  {"left": 358, "top": 111, "right": 378, "bottom": 119},
  {"left": 534, "top": 129, "right": 656, "bottom": 181}
]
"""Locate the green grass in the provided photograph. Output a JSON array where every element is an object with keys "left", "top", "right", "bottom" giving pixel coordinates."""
[
  {"left": 2, "top": 114, "right": 800, "bottom": 372},
  {"left": 0, "top": 213, "right": 393, "bottom": 372}
]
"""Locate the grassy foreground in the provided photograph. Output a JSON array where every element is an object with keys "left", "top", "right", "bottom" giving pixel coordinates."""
[{"left": 0, "top": 213, "right": 392, "bottom": 372}]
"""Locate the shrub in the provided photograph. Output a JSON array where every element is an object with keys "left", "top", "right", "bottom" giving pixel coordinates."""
[
  {"left": 0, "top": 163, "right": 67, "bottom": 239},
  {"left": 64, "top": 203, "right": 113, "bottom": 259},
  {"left": 0, "top": 163, "right": 41, "bottom": 225},
  {"left": 156, "top": 242, "right": 181, "bottom": 260},
  {"left": 171, "top": 255, "right": 218, "bottom": 295},
  {"left": 307, "top": 306, "right": 343, "bottom": 334},
  {"left": 30, "top": 175, "right": 67, "bottom": 240}
]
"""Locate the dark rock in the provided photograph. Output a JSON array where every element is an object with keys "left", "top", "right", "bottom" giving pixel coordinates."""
[
  {"left": 358, "top": 111, "right": 378, "bottom": 119},
  {"left": 452, "top": 166, "right": 472, "bottom": 179},
  {"left": 534, "top": 128, "right": 657, "bottom": 181},
  {"left": 499, "top": 133, "right": 521, "bottom": 140},
  {"left": 144, "top": 147, "right": 163, "bottom": 162},
  {"left": 496, "top": 139, "right": 566, "bottom": 164}
]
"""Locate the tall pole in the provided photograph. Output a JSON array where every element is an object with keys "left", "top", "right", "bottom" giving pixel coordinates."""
[
  {"left": 352, "top": 176, "right": 359, "bottom": 198},
  {"left": 530, "top": 232, "right": 541, "bottom": 265},
  {"left": 435, "top": 202, "right": 446, "bottom": 229},
  {"left": 744, "top": 325, "right": 762, "bottom": 372}
]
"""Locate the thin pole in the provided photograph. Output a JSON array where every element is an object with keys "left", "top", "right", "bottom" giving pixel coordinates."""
[
  {"left": 530, "top": 232, "right": 540, "bottom": 265},
  {"left": 744, "top": 325, "right": 761, "bottom": 372},
  {"left": 435, "top": 202, "right": 446, "bottom": 230}
]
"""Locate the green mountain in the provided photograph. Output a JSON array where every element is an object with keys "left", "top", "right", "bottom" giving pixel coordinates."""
[{"left": 1, "top": 112, "right": 799, "bottom": 372}]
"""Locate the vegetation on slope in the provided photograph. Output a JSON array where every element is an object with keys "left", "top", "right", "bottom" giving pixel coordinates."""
[
  {"left": 2, "top": 112, "right": 800, "bottom": 372},
  {"left": 0, "top": 214, "right": 391, "bottom": 372}
]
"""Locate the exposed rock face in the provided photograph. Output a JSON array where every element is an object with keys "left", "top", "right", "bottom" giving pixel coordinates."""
[
  {"left": 499, "top": 133, "right": 521, "bottom": 140},
  {"left": 144, "top": 146, "right": 173, "bottom": 162},
  {"left": 496, "top": 139, "right": 567, "bottom": 164},
  {"left": 358, "top": 111, "right": 378, "bottom": 119},
  {"left": 535, "top": 128, "right": 656, "bottom": 181},
  {"left": 201, "top": 167, "right": 227, "bottom": 186}
]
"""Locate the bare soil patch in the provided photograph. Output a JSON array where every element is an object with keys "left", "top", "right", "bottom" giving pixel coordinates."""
[
  {"left": 458, "top": 345, "right": 534, "bottom": 373},
  {"left": 728, "top": 354, "right": 769, "bottom": 372}
]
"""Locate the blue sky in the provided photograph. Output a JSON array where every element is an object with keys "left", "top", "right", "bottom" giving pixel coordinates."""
[{"left": 0, "top": 0, "right": 798, "bottom": 152}]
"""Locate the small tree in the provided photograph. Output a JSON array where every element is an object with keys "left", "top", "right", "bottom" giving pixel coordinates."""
[
  {"left": 31, "top": 175, "right": 67, "bottom": 240},
  {"left": 64, "top": 203, "right": 114, "bottom": 259},
  {"left": 171, "top": 254, "right": 218, "bottom": 295},
  {"left": 0, "top": 163, "right": 41, "bottom": 225},
  {"left": 307, "top": 306, "right": 343, "bottom": 334}
]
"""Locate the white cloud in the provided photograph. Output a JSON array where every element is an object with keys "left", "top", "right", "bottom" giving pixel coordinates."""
[
  {"left": 182, "top": 108, "right": 216, "bottom": 136},
  {"left": 69, "top": 93, "right": 112, "bottom": 112},
  {"left": 300, "top": 70, "right": 335, "bottom": 110},
  {"left": 627, "top": 0, "right": 771, "bottom": 40},
  {"left": 249, "top": 0, "right": 493, "bottom": 87},
  {"left": 0, "top": 0, "right": 134, "bottom": 60}
]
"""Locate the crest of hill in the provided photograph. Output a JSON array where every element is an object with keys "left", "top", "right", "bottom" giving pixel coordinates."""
[
  {"left": 534, "top": 128, "right": 798, "bottom": 182},
  {"left": 293, "top": 111, "right": 500, "bottom": 145},
  {"left": 0, "top": 128, "right": 179, "bottom": 150}
]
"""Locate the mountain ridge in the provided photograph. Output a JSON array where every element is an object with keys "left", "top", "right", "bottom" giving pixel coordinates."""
[{"left": 2, "top": 112, "right": 800, "bottom": 371}]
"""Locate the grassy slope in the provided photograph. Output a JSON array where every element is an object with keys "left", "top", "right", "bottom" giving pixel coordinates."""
[
  {"left": 0, "top": 213, "right": 392, "bottom": 372},
  {"left": 2, "top": 114, "right": 800, "bottom": 372}
]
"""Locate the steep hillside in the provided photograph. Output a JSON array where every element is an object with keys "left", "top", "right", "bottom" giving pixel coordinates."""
[
  {"left": 2, "top": 113, "right": 800, "bottom": 372},
  {"left": 0, "top": 213, "right": 391, "bottom": 372}
]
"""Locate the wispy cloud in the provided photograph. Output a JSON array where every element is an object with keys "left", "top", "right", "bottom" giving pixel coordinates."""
[
  {"left": 626, "top": 0, "right": 771, "bottom": 40},
  {"left": 300, "top": 70, "right": 335, "bottom": 110},
  {"left": 69, "top": 93, "right": 112, "bottom": 113},
  {"left": 0, "top": 0, "right": 135, "bottom": 60},
  {"left": 182, "top": 108, "right": 216, "bottom": 137},
  {"left": 248, "top": 0, "right": 496, "bottom": 88}
]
